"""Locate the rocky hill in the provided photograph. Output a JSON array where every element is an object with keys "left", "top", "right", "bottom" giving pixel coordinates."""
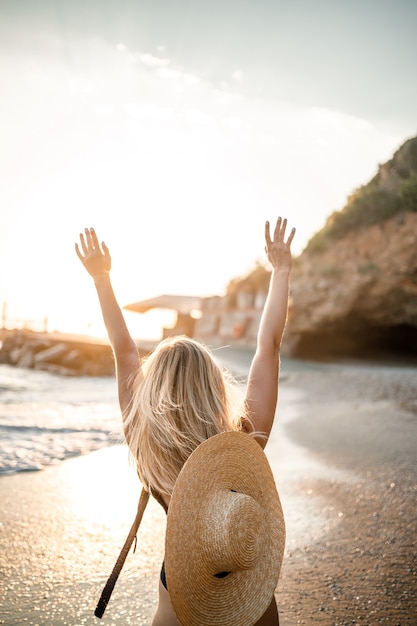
[{"left": 286, "top": 136, "right": 417, "bottom": 360}]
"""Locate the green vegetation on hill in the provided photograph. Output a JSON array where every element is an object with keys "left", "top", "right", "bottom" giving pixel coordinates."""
[
  {"left": 226, "top": 137, "right": 417, "bottom": 295},
  {"left": 306, "top": 136, "right": 417, "bottom": 254}
]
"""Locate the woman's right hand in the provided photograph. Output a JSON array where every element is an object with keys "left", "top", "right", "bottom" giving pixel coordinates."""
[{"left": 75, "top": 228, "right": 111, "bottom": 279}]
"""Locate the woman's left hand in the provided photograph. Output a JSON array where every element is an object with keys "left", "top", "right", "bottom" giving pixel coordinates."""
[{"left": 265, "top": 217, "right": 295, "bottom": 272}]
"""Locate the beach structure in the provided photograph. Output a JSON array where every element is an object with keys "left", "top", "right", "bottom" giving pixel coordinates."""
[
  {"left": 195, "top": 290, "right": 268, "bottom": 349},
  {"left": 124, "top": 294, "right": 202, "bottom": 339},
  {"left": 0, "top": 288, "right": 271, "bottom": 377},
  {"left": 124, "top": 289, "right": 269, "bottom": 349}
]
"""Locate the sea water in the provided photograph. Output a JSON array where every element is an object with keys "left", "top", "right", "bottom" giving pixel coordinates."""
[
  {"left": 0, "top": 350, "right": 330, "bottom": 475},
  {"left": 0, "top": 364, "right": 122, "bottom": 474}
]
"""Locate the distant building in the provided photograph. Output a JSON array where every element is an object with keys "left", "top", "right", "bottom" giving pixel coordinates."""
[
  {"left": 124, "top": 287, "right": 269, "bottom": 348},
  {"left": 124, "top": 295, "right": 202, "bottom": 338},
  {"left": 194, "top": 290, "right": 268, "bottom": 349}
]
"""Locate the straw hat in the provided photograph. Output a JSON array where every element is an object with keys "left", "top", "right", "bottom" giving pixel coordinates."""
[{"left": 165, "top": 431, "right": 285, "bottom": 626}]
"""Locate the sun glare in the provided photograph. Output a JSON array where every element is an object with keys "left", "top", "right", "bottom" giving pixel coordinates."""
[
  {"left": 61, "top": 446, "right": 166, "bottom": 548},
  {"left": 0, "top": 29, "right": 410, "bottom": 338}
]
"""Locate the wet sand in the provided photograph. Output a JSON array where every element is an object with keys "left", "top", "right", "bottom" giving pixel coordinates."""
[
  {"left": 276, "top": 361, "right": 417, "bottom": 626},
  {"left": 1, "top": 355, "right": 416, "bottom": 625}
]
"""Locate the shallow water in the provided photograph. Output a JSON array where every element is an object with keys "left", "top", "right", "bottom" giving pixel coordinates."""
[
  {"left": 0, "top": 364, "right": 122, "bottom": 474},
  {"left": 0, "top": 353, "right": 326, "bottom": 475}
]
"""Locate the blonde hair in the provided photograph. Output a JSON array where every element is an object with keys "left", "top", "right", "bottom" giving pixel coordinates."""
[{"left": 123, "top": 336, "right": 247, "bottom": 497}]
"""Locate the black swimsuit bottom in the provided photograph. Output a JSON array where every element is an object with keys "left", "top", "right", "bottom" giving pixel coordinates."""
[
  {"left": 150, "top": 490, "right": 169, "bottom": 590},
  {"left": 160, "top": 560, "right": 168, "bottom": 590}
]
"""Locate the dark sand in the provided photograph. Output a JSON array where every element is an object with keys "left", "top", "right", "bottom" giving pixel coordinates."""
[
  {"left": 1, "top": 356, "right": 416, "bottom": 625},
  {"left": 276, "top": 362, "right": 417, "bottom": 626}
]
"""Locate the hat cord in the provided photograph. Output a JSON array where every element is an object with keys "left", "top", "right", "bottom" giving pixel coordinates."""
[{"left": 94, "top": 487, "right": 150, "bottom": 619}]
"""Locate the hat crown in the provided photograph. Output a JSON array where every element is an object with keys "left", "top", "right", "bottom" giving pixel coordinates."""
[
  {"left": 165, "top": 431, "right": 285, "bottom": 626},
  {"left": 203, "top": 489, "right": 265, "bottom": 575}
]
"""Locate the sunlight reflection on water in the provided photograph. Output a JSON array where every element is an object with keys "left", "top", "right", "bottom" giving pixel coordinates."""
[{"left": 0, "top": 446, "right": 166, "bottom": 625}]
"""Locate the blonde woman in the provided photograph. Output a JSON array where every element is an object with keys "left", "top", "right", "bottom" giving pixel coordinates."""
[{"left": 76, "top": 217, "right": 295, "bottom": 626}]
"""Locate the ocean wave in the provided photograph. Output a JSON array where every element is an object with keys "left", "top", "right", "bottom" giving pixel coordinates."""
[
  {"left": 0, "top": 423, "right": 117, "bottom": 435},
  {"left": 0, "top": 363, "right": 122, "bottom": 474}
]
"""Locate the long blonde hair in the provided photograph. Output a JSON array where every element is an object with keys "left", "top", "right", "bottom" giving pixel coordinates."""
[{"left": 123, "top": 336, "right": 246, "bottom": 497}]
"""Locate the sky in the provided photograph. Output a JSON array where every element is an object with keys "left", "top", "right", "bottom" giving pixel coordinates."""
[{"left": 0, "top": 0, "right": 416, "bottom": 339}]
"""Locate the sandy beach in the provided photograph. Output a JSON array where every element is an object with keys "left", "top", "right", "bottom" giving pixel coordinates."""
[
  {"left": 276, "top": 361, "right": 417, "bottom": 625},
  {"left": 1, "top": 355, "right": 416, "bottom": 625}
]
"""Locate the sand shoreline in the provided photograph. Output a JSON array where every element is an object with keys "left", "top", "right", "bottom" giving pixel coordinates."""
[
  {"left": 1, "top": 358, "right": 416, "bottom": 625},
  {"left": 276, "top": 363, "right": 417, "bottom": 625}
]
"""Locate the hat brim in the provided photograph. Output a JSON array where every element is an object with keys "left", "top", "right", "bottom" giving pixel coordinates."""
[{"left": 165, "top": 431, "right": 285, "bottom": 626}]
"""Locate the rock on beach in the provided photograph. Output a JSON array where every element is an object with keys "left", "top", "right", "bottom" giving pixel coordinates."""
[{"left": 0, "top": 329, "right": 153, "bottom": 377}]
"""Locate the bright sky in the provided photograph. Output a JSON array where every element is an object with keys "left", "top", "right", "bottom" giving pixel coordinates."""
[{"left": 0, "top": 0, "right": 416, "bottom": 339}]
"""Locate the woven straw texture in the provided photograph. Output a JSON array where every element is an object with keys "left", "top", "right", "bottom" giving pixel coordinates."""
[{"left": 165, "top": 431, "right": 285, "bottom": 626}]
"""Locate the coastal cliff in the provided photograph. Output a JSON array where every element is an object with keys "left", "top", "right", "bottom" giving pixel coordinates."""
[
  {"left": 287, "top": 211, "right": 417, "bottom": 358},
  {"left": 196, "top": 136, "right": 417, "bottom": 360},
  {"left": 286, "top": 136, "right": 417, "bottom": 359}
]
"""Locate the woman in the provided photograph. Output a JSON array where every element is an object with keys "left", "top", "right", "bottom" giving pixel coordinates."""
[{"left": 76, "top": 217, "right": 295, "bottom": 625}]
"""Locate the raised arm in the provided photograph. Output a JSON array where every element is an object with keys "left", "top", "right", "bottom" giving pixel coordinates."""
[
  {"left": 75, "top": 228, "right": 141, "bottom": 415},
  {"left": 245, "top": 217, "right": 295, "bottom": 447}
]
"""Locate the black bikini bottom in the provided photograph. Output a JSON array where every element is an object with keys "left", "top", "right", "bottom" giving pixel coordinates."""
[{"left": 160, "top": 560, "right": 168, "bottom": 590}]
